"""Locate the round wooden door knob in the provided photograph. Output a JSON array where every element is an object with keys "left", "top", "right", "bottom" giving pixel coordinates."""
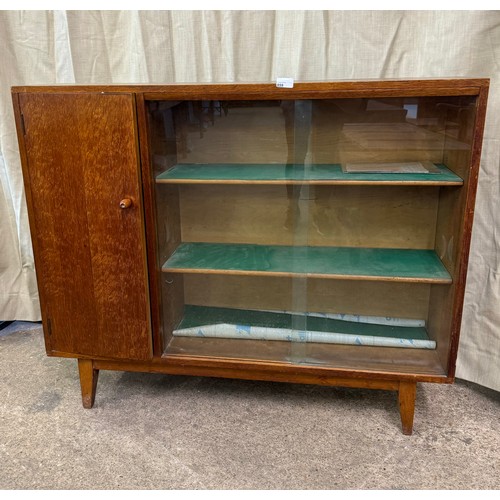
[{"left": 119, "top": 198, "right": 133, "bottom": 209}]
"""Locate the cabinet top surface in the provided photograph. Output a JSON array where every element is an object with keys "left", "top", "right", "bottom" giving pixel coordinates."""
[{"left": 11, "top": 78, "right": 489, "bottom": 97}]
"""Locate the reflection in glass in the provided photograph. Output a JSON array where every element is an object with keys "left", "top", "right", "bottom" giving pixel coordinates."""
[{"left": 146, "top": 94, "right": 476, "bottom": 375}]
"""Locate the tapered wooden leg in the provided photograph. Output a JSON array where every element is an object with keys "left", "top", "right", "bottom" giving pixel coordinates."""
[
  {"left": 78, "top": 359, "right": 99, "bottom": 409},
  {"left": 398, "top": 380, "right": 417, "bottom": 435}
]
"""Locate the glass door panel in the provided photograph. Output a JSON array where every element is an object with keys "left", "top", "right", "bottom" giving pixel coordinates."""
[{"left": 147, "top": 92, "right": 477, "bottom": 376}]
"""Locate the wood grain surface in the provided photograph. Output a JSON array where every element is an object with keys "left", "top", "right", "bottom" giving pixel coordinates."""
[
  {"left": 178, "top": 183, "right": 440, "bottom": 249},
  {"left": 12, "top": 78, "right": 489, "bottom": 99},
  {"left": 93, "top": 349, "right": 446, "bottom": 383},
  {"left": 11, "top": 79, "right": 489, "bottom": 421},
  {"left": 398, "top": 380, "right": 417, "bottom": 435},
  {"left": 18, "top": 93, "right": 152, "bottom": 360},
  {"left": 78, "top": 358, "right": 99, "bottom": 409}
]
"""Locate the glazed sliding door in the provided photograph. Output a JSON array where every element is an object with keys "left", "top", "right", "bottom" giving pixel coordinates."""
[
  {"left": 148, "top": 98, "right": 303, "bottom": 362},
  {"left": 17, "top": 93, "right": 152, "bottom": 360},
  {"left": 146, "top": 92, "right": 478, "bottom": 378}
]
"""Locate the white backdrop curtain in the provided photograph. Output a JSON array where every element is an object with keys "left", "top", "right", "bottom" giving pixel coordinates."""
[{"left": 0, "top": 10, "right": 499, "bottom": 391}]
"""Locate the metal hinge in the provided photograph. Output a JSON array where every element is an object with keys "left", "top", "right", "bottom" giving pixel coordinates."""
[{"left": 20, "top": 112, "right": 26, "bottom": 136}]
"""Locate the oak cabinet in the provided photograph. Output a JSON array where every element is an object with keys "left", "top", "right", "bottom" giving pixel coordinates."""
[
  {"left": 12, "top": 79, "right": 489, "bottom": 434},
  {"left": 15, "top": 92, "right": 151, "bottom": 360}
]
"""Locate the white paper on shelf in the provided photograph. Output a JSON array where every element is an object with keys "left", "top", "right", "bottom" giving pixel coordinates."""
[
  {"left": 173, "top": 323, "right": 436, "bottom": 349},
  {"left": 252, "top": 310, "right": 426, "bottom": 328},
  {"left": 343, "top": 161, "right": 439, "bottom": 174}
]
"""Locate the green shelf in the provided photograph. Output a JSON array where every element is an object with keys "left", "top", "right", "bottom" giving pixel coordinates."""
[
  {"left": 162, "top": 242, "right": 452, "bottom": 283},
  {"left": 156, "top": 163, "right": 463, "bottom": 185}
]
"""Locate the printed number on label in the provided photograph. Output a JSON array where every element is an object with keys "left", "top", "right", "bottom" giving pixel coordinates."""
[{"left": 276, "top": 78, "right": 294, "bottom": 88}]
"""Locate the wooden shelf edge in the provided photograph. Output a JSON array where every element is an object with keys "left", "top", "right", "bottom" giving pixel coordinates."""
[
  {"left": 161, "top": 266, "right": 452, "bottom": 284},
  {"left": 156, "top": 178, "right": 464, "bottom": 186}
]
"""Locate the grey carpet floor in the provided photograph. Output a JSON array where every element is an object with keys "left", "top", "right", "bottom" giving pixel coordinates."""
[{"left": 0, "top": 324, "right": 499, "bottom": 490}]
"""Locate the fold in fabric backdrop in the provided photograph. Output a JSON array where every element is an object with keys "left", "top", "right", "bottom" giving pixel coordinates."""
[{"left": 0, "top": 10, "right": 499, "bottom": 390}]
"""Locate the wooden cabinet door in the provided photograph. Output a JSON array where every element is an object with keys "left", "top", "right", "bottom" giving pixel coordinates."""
[{"left": 17, "top": 92, "right": 152, "bottom": 360}]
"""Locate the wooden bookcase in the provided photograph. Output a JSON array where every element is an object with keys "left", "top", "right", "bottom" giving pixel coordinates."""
[{"left": 12, "top": 79, "right": 489, "bottom": 434}]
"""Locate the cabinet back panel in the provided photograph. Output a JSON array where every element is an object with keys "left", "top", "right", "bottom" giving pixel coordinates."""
[
  {"left": 183, "top": 274, "right": 430, "bottom": 320},
  {"left": 19, "top": 93, "right": 152, "bottom": 360},
  {"left": 179, "top": 184, "right": 439, "bottom": 249},
  {"left": 165, "top": 99, "right": 450, "bottom": 166}
]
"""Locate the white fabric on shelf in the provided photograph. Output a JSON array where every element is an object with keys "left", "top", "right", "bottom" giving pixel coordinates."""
[{"left": 0, "top": 10, "right": 499, "bottom": 391}]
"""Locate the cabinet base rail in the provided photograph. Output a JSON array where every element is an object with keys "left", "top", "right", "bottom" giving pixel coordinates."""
[{"left": 78, "top": 357, "right": 418, "bottom": 435}]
